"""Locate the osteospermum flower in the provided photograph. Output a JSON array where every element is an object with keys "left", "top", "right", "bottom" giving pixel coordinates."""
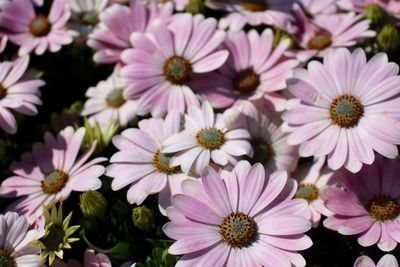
[
  {"left": 235, "top": 100, "right": 298, "bottom": 173},
  {"left": 286, "top": 4, "right": 375, "bottom": 61},
  {"left": 0, "top": 0, "right": 77, "bottom": 56},
  {"left": 293, "top": 157, "right": 336, "bottom": 227},
  {"left": 67, "top": 0, "right": 108, "bottom": 38},
  {"left": 0, "top": 211, "right": 42, "bottom": 267},
  {"left": 121, "top": 14, "right": 228, "bottom": 117},
  {"left": 0, "top": 126, "right": 106, "bottom": 223},
  {"left": 52, "top": 249, "right": 112, "bottom": 267},
  {"left": 354, "top": 254, "right": 398, "bottom": 267},
  {"left": 107, "top": 112, "right": 193, "bottom": 215},
  {"left": 34, "top": 204, "right": 80, "bottom": 265},
  {"left": 282, "top": 48, "right": 400, "bottom": 173},
  {"left": 162, "top": 101, "right": 253, "bottom": 175},
  {"left": 81, "top": 72, "right": 138, "bottom": 127},
  {"left": 163, "top": 161, "right": 312, "bottom": 267},
  {"left": 0, "top": 56, "right": 43, "bottom": 134},
  {"left": 323, "top": 156, "right": 400, "bottom": 251},
  {"left": 196, "top": 29, "right": 298, "bottom": 110},
  {"left": 216, "top": 0, "right": 295, "bottom": 33},
  {"left": 87, "top": 0, "right": 173, "bottom": 64}
]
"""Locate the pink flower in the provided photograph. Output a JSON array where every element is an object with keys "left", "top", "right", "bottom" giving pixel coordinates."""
[
  {"left": 0, "top": 0, "right": 77, "bottom": 56},
  {"left": 163, "top": 161, "right": 312, "bottom": 267},
  {"left": 0, "top": 56, "right": 44, "bottom": 134},
  {"left": 354, "top": 254, "right": 398, "bottom": 267},
  {"left": 282, "top": 48, "right": 400, "bottom": 173},
  {"left": 338, "top": 0, "right": 400, "bottom": 20},
  {"left": 196, "top": 29, "right": 298, "bottom": 110},
  {"left": 120, "top": 14, "right": 228, "bottom": 117},
  {"left": 87, "top": 1, "right": 173, "bottom": 64},
  {"left": 81, "top": 72, "right": 138, "bottom": 127},
  {"left": 0, "top": 126, "right": 106, "bottom": 223},
  {"left": 107, "top": 112, "right": 193, "bottom": 215},
  {"left": 51, "top": 249, "right": 112, "bottom": 267},
  {"left": 323, "top": 156, "right": 400, "bottom": 252},
  {"left": 0, "top": 211, "right": 43, "bottom": 267},
  {"left": 216, "top": 0, "right": 295, "bottom": 32},
  {"left": 234, "top": 100, "right": 298, "bottom": 173},
  {"left": 293, "top": 157, "right": 336, "bottom": 227},
  {"left": 162, "top": 101, "right": 253, "bottom": 175},
  {"left": 286, "top": 4, "right": 375, "bottom": 61}
]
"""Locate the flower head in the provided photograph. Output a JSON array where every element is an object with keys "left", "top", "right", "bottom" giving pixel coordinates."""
[
  {"left": 282, "top": 48, "right": 400, "bottom": 173},
  {"left": 323, "top": 156, "right": 400, "bottom": 251},
  {"left": 0, "top": 56, "right": 44, "bottom": 134},
  {"left": 163, "top": 161, "right": 312, "bottom": 267},
  {"left": 196, "top": 29, "right": 298, "bottom": 110},
  {"left": 87, "top": 1, "right": 173, "bottom": 64},
  {"left": 0, "top": 0, "right": 77, "bottom": 56},
  {"left": 0, "top": 126, "right": 106, "bottom": 223},
  {"left": 162, "top": 101, "right": 253, "bottom": 175},
  {"left": 120, "top": 13, "right": 228, "bottom": 117},
  {"left": 0, "top": 211, "right": 42, "bottom": 267},
  {"left": 354, "top": 254, "right": 398, "bottom": 267}
]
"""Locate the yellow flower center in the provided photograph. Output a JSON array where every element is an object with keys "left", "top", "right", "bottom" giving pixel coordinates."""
[
  {"left": 0, "top": 83, "right": 6, "bottom": 100},
  {"left": 196, "top": 128, "right": 225, "bottom": 150},
  {"left": 219, "top": 212, "right": 258, "bottom": 248},
  {"left": 0, "top": 249, "right": 13, "bottom": 267},
  {"left": 240, "top": 0, "right": 268, "bottom": 12},
  {"left": 295, "top": 183, "right": 319, "bottom": 203},
  {"left": 329, "top": 94, "right": 364, "bottom": 128},
  {"left": 307, "top": 31, "right": 332, "bottom": 50},
  {"left": 152, "top": 150, "right": 180, "bottom": 175},
  {"left": 233, "top": 68, "right": 260, "bottom": 94},
  {"left": 106, "top": 88, "right": 126, "bottom": 108},
  {"left": 29, "top": 14, "right": 52, "bottom": 37},
  {"left": 367, "top": 195, "right": 400, "bottom": 221},
  {"left": 41, "top": 170, "right": 68, "bottom": 194},
  {"left": 163, "top": 56, "right": 192, "bottom": 85}
]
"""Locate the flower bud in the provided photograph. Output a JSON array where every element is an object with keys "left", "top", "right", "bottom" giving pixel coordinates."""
[
  {"left": 377, "top": 24, "right": 400, "bottom": 53},
  {"left": 79, "top": 190, "right": 107, "bottom": 219},
  {"left": 273, "top": 28, "right": 296, "bottom": 49},
  {"left": 364, "top": 3, "right": 386, "bottom": 27},
  {"left": 81, "top": 118, "right": 119, "bottom": 154},
  {"left": 186, "top": 0, "right": 206, "bottom": 15},
  {"left": 132, "top": 206, "right": 155, "bottom": 232}
]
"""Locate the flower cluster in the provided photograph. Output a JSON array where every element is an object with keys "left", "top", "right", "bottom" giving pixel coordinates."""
[{"left": 0, "top": 0, "right": 400, "bottom": 266}]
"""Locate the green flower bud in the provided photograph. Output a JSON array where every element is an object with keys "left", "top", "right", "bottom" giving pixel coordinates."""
[
  {"left": 364, "top": 3, "right": 386, "bottom": 27},
  {"left": 80, "top": 118, "right": 119, "bottom": 154},
  {"left": 69, "top": 101, "right": 84, "bottom": 115},
  {"left": 273, "top": 28, "right": 296, "bottom": 49},
  {"left": 186, "top": 0, "right": 206, "bottom": 15},
  {"left": 132, "top": 206, "right": 155, "bottom": 232},
  {"left": 377, "top": 24, "right": 400, "bottom": 53},
  {"left": 79, "top": 190, "right": 107, "bottom": 219}
]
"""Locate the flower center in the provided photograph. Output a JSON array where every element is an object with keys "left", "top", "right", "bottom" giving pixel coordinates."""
[
  {"left": 41, "top": 224, "right": 65, "bottom": 251},
  {"left": 196, "top": 128, "right": 225, "bottom": 150},
  {"left": 251, "top": 139, "right": 274, "bottom": 165},
  {"left": 295, "top": 184, "right": 319, "bottom": 203},
  {"left": 41, "top": 170, "right": 68, "bottom": 194},
  {"left": 367, "top": 195, "right": 400, "bottom": 221},
  {"left": 233, "top": 68, "right": 260, "bottom": 94},
  {"left": 0, "top": 249, "right": 13, "bottom": 267},
  {"left": 219, "top": 212, "right": 258, "bottom": 248},
  {"left": 329, "top": 94, "right": 364, "bottom": 128},
  {"left": 307, "top": 31, "right": 332, "bottom": 50},
  {"left": 0, "top": 83, "right": 6, "bottom": 100},
  {"left": 106, "top": 88, "right": 126, "bottom": 108},
  {"left": 240, "top": 0, "right": 268, "bottom": 12},
  {"left": 152, "top": 150, "right": 180, "bottom": 175},
  {"left": 163, "top": 56, "right": 192, "bottom": 85},
  {"left": 29, "top": 14, "right": 52, "bottom": 37},
  {"left": 80, "top": 11, "right": 99, "bottom": 25}
]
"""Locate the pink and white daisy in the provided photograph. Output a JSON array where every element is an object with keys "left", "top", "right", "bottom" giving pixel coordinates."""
[
  {"left": 338, "top": 0, "right": 400, "bottom": 20},
  {"left": 107, "top": 112, "right": 194, "bottom": 215},
  {"left": 163, "top": 161, "right": 312, "bottom": 267},
  {"left": 354, "top": 254, "right": 398, "bottom": 267},
  {"left": 0, "top": 211, "right": 43, "bottom": 267},
  {"left": 293, "top": 157, "right": 336, "bottom": 227},
  {"left": 67, "top": 0, "right": 109, "bottom": 38},
  {"left": 282, "top": 48, "right": 400, "bottom": 173},
  {"left": 51, "top": 249, "right": 112, "bottom": 267},
  {"left": 87, "top": 0, "right": 173, "bottom": 64},
  {"left": 0, "top": 56, "right": 43, "bottom": 134},
  {"left": 234, "top": 100, "right": 298, "bottom": 173},
  {"left": 286, "top": 4, "right": 375, "bottom": 61},
  {"left": 0, "top": 126, "right": 106, "bottom": 223},
  {"left": 162, "top": 101, "right": 253, "bottom": 175},
  {"left": 0, "top": 0, "right": 77, "bottom": 56},
  {"left": 215, "top": 0, "right": 295, "bottom": 33},
  {"left": 81, "top": 71, "right": 138, "bottom": 127},
  {"left": 323, "top": 156, "right": 400, "bottom": 252},
  {"left": 120, "top": 14, "right": 228, "bottom": 117},
  {"left": 196, "top": 29, "right": 299, "bottom": 110}
]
